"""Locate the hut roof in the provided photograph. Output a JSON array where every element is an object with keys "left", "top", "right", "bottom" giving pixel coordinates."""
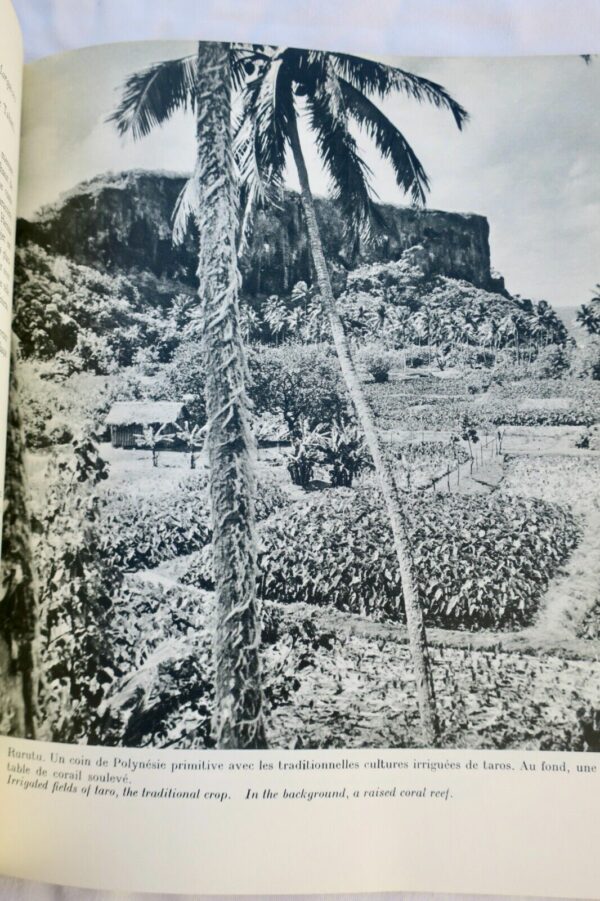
[{"left": 105, "top": 401, "right": 186, "bottom": 427}]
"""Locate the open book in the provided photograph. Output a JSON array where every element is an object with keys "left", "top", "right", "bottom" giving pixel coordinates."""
[{"left": 1, "top": 0, "right": 599, "bottom": 895}]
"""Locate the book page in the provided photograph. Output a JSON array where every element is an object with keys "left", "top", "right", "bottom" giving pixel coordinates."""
[
  {"left": 0, "top": 0, "right": 22, "bottom": 526},
  {"left": 1, "top": 39, "right": 599, "bottom": 898}
]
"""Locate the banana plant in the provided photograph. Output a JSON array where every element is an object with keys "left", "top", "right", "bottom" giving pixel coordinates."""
[
  {"left": 319, "top": 420, "right": 372, "bottom": 487},
  {"left": 176, "top": 420, "right": 203, "bottom": 470},
  {"left": 285, "top": 418, "right": 328, "bottom": 488},
  {"left": 135, "top": 424, "right": 174, "bottom": 467}
]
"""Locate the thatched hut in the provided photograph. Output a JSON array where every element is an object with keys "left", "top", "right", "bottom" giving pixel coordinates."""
[{"left": 105, "top": 401, "right": 188, "bottom": 449}]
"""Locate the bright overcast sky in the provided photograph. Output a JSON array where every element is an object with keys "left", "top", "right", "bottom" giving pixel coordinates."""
[{"left": 19, "top": 42, "right": 599, "bottom": 308}]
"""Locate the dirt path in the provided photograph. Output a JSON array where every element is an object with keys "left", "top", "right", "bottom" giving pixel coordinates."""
[
  {"left": 271, "top": 600, "right": 600, "bottom": 661},
  {"left": 534, "top": 506, "right": 600, "bottom": 640},
  {"left": 499, "top": 438, "right": 600, "bottom": 646}
]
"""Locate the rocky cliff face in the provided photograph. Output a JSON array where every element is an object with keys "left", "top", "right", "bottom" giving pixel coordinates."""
[{"left": 17, "top": 170, "right": 500, "bottom": 296}]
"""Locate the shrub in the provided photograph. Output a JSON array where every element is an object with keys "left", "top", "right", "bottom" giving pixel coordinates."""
[
  {"left": 184, "top": 489, "right": 582, "bottom": 631},
  {"left": 36, "top": 439, "right": 116, "bottom": 743},
  {"left": 575, "top": 430, "right": 592, "bottom": 449},
  {"left": 405, "top": 350, "right": 427, "bottom": 368},
  {"left": 248, "top": 344, "right": 349, "bottom": 432},
  {"left": 570, "top": 338, "right": 600, "bottom": 381},
  {"left": 464, "top": 371, "right": 491, "bottom": 395},
  {"left": 531, "top": 344, "right": 570, "bottom": 379},
  {"left": 579, "top": 601, "right": 600, "bottom": 641},
  {"left": 492, "top": 409, "right": 595, "bottom": 427},
  {"left": 490, "top": 356, "right": 530, "bottom": 382},
  {"left": 445, "top": 347, "right": 496, "bottom": 370},
  {"left": 359, "top": 347, "right": 393, "bottom": 383},
  {"left": 47, "top": 422, "right": 74, "bottom": 445}
]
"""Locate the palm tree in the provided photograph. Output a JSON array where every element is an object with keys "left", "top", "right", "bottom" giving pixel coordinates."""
[
  {"left": 240, "top": 304, "right": 261, "bottom": 343},
  {"left": 577, "top": 290, "right": 600, "bottom": 336},
  {"left": 498, "top": 312, "right": 522, "bottom": 361},
  {"left": 110, "top": 42, "right": 266, "bottom": 749},
  {"left": 236, "top": 47, "right": 468, "bottom": 743}
]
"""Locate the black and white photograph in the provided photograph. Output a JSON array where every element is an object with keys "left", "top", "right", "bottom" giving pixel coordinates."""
[{"left": 1, "top": 40, "right": 599, "bottom": 751}]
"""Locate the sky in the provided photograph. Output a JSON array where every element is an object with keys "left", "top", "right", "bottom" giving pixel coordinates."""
[{"left": 18, "top": 42, "right": 600, "bottom": 309}]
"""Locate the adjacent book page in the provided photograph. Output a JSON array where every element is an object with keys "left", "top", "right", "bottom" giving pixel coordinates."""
[
  {"left": 1, "top": 37, "right": 599, "bottom": 897},
  {"left": 0, "top": 0, "right": 22, "bottom": 524}
]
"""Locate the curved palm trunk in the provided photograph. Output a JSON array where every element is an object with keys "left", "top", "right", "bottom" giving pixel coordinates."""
[
  {"left": 288, "top": 117, "right": 439, "bottom": 744},
  {"left": 195, "top": 43, "right": 266, "bottom": 749},
  {"left": 0, "top": 344, "right": 38, "bottom": 739}
]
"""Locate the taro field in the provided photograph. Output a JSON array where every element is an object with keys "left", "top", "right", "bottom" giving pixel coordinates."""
[{"left": 20, "top": 352, "right": 600, "bottom": 751}]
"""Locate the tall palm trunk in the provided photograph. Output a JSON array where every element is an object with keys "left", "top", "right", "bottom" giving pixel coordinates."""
[
  {"left": 288, "top": 116, "right": 439, "bottom": 744},
  {"left": 195, "top": 43, "right": 265, "bottom": 749},
  {"left": 0, "top": 345, "right": 38, "bottom": 739}
]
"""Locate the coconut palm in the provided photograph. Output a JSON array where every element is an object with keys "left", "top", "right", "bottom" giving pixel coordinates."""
[
  {"left": 577, "top": 292, "right": 600, "bottom": 336},
  {"left": 498, "top": 312, "right": 524, "bottom": 361},
  {"left": 240, "top": 304, "right": 261, "bottom": 343},
  {"left": 235, "top": 47, "right": 468, "bottom": 743},
  {"left": 110, "top": 42, "right": 266, "bottom": 749},
  {"left": 528, "top": 300, "right": 564, "bottom": 352}
]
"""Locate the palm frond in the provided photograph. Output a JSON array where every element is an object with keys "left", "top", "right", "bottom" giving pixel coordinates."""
[
  {"left": 306, "top": 77, "right": 374, "bottom": 234},
  {"left": 340, "top": 77, "right": 429, "bottom": 205},
  {"left": 251, "top": 56, "right": 294, "bottom": 178},
  {"left": 230, "top": 43, "right": 276, "bottom": 90},
  {"left": 331, "top": 53, "right": 468, "bottom": 130},
  {"left": 108, "top": 55, "right": 197, "bottom": 139},
  {"left": 234, "top": 53, "right": 293, "bottom": 250},
  {"left": 234, "top": 94, "right": 285, "bottom": 254},
  {"left": 172, "top": 173, "right": 201, "bottom": 245}
]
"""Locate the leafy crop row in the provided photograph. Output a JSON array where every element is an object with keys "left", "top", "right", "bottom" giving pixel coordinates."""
[
  {"left": 97, "top": 484, "right": 211, "bottom": 572},
  {"left": 185, "top": 488, "right": 580, "bottom": 631},
  {"left": 96, "top": 475, "right": 289, "bottom": 573}
]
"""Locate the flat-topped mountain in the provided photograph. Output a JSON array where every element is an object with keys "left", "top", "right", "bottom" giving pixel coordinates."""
[{"left": 17, "top": 170, "right": 500, "bottom": 297}]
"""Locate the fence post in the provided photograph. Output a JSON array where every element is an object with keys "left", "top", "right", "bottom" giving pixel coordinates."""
[{"left": 446, "top": 465, "right": 451, "bottom": 492}]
